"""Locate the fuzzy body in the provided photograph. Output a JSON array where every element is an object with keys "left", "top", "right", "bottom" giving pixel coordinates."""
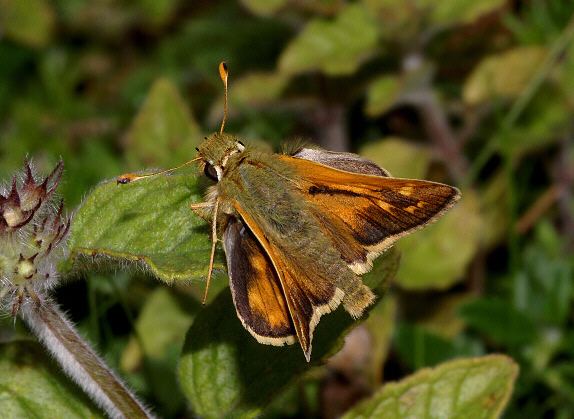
[{"left": 218, "top": 150, "right": 367, "bottom": 309}]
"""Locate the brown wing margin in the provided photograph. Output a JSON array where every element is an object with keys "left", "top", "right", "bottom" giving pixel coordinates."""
[
  {"left": 230, "top": 206, "right": 344, "bottom": 362},
  {"left": 279, "top": 155, "right": 461, "bottom": 274},
  {"left": 223, "top": 216, "right": 296, "bottom": 347}
]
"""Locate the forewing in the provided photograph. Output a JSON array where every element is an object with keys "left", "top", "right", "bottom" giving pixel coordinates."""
[
  {"left": 231, "top": 205, "right": 345, "bottom": 362},
  {"left": 279, "top": 155, "right": 461, "bottom": 274},
  {"left": 223, "top": 216, "right": 296, "bottom": 346}
]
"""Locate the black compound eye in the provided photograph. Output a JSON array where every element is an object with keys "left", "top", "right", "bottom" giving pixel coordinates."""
[{"left": 204, "top": 162, "right": 218, "bottom": 181}]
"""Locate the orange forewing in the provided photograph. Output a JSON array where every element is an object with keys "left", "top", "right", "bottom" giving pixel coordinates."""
[{"left": 279, "top": 155, "right": 461, "bottom": 273}]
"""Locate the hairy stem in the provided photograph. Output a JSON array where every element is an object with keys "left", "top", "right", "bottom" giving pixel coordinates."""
[{"left": 20, "top": 296, "right": 153, "bottom": 419}]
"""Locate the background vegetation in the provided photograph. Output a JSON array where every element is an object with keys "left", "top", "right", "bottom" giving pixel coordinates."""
[{"left": 1, "top": 0, "right": 573, "bottom": 417}]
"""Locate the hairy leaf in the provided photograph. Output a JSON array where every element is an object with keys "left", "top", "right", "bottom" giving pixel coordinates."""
[{"left": 68, "top": 173, "right": 223, "bottom": 283}]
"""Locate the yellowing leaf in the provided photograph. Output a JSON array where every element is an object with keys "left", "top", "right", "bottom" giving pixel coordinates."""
[
  {"left": 343, "top": 355, "right": 518, "bottom": 419},
  {"left": 279, "top": 4, "right": 379, "bottom": 76},
  {"left": 463, "top": 47, "right": 548, "bottom": 105},
  {"left": 396, "top": 189, "right": 482, "bottom": 290}
]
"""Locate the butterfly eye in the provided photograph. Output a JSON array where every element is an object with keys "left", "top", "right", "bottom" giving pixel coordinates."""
[{"left": 204, "top": 162, "right": 218, "bottom": 181}]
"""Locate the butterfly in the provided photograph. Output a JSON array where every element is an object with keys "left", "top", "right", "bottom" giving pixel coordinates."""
[{"left": 118, "top": 63, "right": 460, "bottom": 361}]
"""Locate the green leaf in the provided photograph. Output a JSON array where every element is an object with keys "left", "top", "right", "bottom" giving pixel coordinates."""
[
  {"left": 278, "top": 4, "right": 379, "bottom": 76},
  {"left": 360, "top": 138, "right": 431, "bottom": 179},
  {"left": 364, "top": 75, "right": 403, "bottom": 117},
  {"left": 421, "top": 0, "right": 507, "bottom": 25},
  {"left": 240, "top": 0, "right": 287, "bottom": 16},
  {"left": 208, "top": 72, "right": 290, "bottom": 122},
  {"left": 0, "top": 0, "right": 55, "bottom": 47},
  {"left": 418, "top": 293, "right": 475, "bottom": 339},
  {"left": 478, "top": 170, "right": 509, "bottom": 248},
  {"left": 231, "top": 72, "right": 290, "bottom": 107},
  {"left": 512, "top": 235, "right": 573, "bottom": 327},
  {"left": 394, "top": 323, "right": 484, "bottom": 370},
  {"left": 459, "top": 298, "right": 538, "bottom": 346},
  {"left": 498, "top": 89, "right": 569, "bottom": 157},
  {"left": 342, "top": 355, "right": 518, "bottom": 419},
  {"left": 68, "top": 173, "right": 224, "bottom": 283},
  {"left": 0, "top": 341, "right": 102, "bottom": 418},
  {"left": 137, "top": 0, "right": 180, "bottom": 27},
  {"left": 124, "top": 78, "right": 202, "bottom": 168},
  {"left": 396, "top": 189, "right": 483, "bottom": 290},
  {"left": 121, "top": 287, "right": 196, "bottom": 371},
  {"left": 560, "top": 36, "right": 574, "bottom": 102},
  {"left": 463, "top": 46, "right": 548, "bottom": 105},
  {"left": 363, "top": 296, "right": 397, "bottom": 385},
  {"left": 178, "top": 249, "right": 399, "bottom": 418},
  {"left": 120, "top": 288, "right": 197, "bottom": 415}
]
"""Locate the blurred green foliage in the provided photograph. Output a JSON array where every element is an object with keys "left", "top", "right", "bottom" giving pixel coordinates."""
[{"left": 1, "top": 0, "right": 574, "bottom": 417}]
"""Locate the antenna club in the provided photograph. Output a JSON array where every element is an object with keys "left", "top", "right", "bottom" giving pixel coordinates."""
[
  {"left": 219, "top": 61, "right": 228, "bottom": 82},
  {"left": 219, "top": 61, "right": 229, "bottom": 135}
]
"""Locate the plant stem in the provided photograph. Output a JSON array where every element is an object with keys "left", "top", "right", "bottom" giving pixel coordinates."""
[{"left": 20, "top": 296, "right": 153, "bottom": 419}]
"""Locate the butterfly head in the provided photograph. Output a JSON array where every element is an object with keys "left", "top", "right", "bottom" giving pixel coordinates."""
[{"left": 196, "top": 132, "right": 245, "bottom": 181}]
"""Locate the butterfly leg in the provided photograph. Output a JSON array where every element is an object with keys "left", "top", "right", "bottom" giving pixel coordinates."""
[
  {"left": 202, "top": 198, "right": 220, "bottom": 305},
  {"left": 189, "top": 201, "right": 214, "bottom": 222}
]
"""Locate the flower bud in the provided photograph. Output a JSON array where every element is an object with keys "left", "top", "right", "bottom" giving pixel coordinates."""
[{"left": 0, "top": 160, "right": 69, "bottom": 315}]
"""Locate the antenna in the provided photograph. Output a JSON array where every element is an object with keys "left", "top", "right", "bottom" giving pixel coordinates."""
[
  {"left": 219, "top": 61, "right": 229, "bottom": 134},
  {"left": 116, "top": 157, "right": 201, "bottom": 184}
]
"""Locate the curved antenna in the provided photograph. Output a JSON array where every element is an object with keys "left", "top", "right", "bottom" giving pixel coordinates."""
[{"left": 219, "top": 61, "right": 229, "bottom": 134}]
